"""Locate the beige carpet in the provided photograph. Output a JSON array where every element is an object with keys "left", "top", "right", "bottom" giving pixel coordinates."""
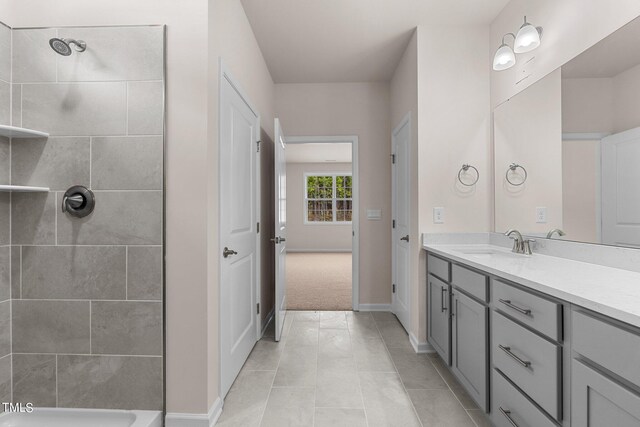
[{"left": 286, "top": 252, "right": 352, "bottom": 310}]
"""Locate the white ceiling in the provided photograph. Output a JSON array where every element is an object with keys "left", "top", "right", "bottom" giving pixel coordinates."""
[
  {"left": 286, "top": 143, "right": 352, "bottom": 163},
  {"left": 562, "top": 16, "right": 640, "bottom": 79},
  {"left": 240, "top": 0, "right": 511, "bottom": 83}
]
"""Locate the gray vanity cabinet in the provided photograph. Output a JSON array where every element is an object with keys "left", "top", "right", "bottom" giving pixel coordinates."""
[
  {"left": 572, "top": 360, "right": 640, "bottom": 426},
  {"left": 428, "top": 274, "right": 450, "bottom": 363},
  {"left": 451, "top": 289, "right": 488, "bottom": 411}
]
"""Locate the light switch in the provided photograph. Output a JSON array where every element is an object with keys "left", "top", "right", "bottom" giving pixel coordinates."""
[
  {"left": 536, "top": 207, "right": 547, "bottom": 223},
  {"left": 433, "top": 207, "right": 444, "bottom": 224},
  {"left": 366, "top": 209, "right": 382, "bottom": 220}
]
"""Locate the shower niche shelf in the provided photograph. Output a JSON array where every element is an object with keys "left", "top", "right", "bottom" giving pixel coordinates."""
[
  {"left": 0, "top": 125, "right": 49, "bottom": 139},
  {"left": 0, "top": 185, "right": 50, "bottom": 192}
]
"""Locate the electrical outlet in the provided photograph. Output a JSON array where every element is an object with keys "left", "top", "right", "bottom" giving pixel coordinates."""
[
  {"left": 536, "top": 207, "right": 547, "bottom": 224},
  {"left": 433, "top": 207, "right": 445, "bottom": 224}
]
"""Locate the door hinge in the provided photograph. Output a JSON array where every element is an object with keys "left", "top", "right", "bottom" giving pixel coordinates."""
[
  {"left": 257, "top": 222, "right": 260, "bottom": 233},
  {"left": 392, "top": 219, "right": 396, "bottom": 229},
  {"left": 256, "top": 140, "right": 261, "bottom": 152},
  {"left": 257, "top": 303, "right": 260, "bottom": 314},
  {"left": 392, "top": 284, "right": 396, "bottom": 293},
  {"left": 391, "top": 154, "right": 396, "bottom": 164}
]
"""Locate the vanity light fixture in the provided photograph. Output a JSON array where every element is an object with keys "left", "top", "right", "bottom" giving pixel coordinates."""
[{"left": 493, "top": 16, "right": 543, "bottom": 71}]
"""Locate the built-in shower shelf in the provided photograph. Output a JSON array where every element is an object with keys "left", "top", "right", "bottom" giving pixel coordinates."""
[
  {"left": 0, "top": 185, "right": 50, "bottom": 192},
  {"left": 0, "top": 125, "right": 49, "bottom": 139}
]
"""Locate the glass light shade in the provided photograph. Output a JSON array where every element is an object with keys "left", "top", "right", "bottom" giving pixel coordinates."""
[
  {"left": 493, "top": 44, "right": 515, "bottom": 71},
  {"left": 514, "top": 23, "right": 541, "bottom": 53}
]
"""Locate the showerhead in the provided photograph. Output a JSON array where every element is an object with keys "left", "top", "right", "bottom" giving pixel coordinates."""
[{"left": 49, "top": 38, "right": 86, "bottom": 56}]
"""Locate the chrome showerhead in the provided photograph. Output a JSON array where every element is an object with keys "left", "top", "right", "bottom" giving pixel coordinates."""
[{"left": 49, "top": 38, "right": 86, "bottom": 56}]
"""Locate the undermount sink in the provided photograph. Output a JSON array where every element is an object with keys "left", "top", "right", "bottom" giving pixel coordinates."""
[{"left": 455, "top": 247, "right": 523, "bottom": 259}]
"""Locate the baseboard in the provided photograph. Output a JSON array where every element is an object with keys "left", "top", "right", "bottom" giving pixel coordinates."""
[
  {"left": 165, "top": 397, "right": 223, "bottom": 427},
  {"left": 358, "top": 304, "right": 391, "bottom": 311},
  {"left": 287, "top": 249, "right": 352, "bottom": 253},
  {"left": 409, "top": 332, "right": 435, "bottom": 354},
  {"left": 261, "top": 308, "right": 275, "bottom": 337}
]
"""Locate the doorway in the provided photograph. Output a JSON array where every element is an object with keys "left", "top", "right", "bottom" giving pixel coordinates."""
[{"left": 284, "top": 136, "right": 360, "bottom": 311}]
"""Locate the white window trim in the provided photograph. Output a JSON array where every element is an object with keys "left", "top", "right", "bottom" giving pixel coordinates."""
[{"left": 303, "top": 172, "right": 353, "bottom": 225}]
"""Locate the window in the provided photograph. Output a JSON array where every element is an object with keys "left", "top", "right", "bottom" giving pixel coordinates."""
[{"left": 305, "top": 173, "right": 353, "bottom": 223}]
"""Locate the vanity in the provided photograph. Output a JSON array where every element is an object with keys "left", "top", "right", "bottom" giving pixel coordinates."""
[{"left": 424, "top": 241, "right": 640, "bottom": 427}]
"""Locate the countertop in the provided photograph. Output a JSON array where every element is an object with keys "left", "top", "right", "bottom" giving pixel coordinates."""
[{"left": 423, "top": 243, "right": 640, "bottom": 329}]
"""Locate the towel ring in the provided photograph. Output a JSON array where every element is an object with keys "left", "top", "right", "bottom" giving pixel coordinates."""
[
  {"left": 506, "top": 163, "right": 527, "bottom": 186},
  {"left": 458, "top": 164, "right": 479, "bottom": 186}
]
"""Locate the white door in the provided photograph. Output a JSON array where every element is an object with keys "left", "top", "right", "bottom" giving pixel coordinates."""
[
  {"left": 274, "top": 118, "right": 288, "bottom": 341},
  {"left": 602, "top": 127, "right": 640, "bottom": 247},
  {"left": 220, "top": 70, "right": 260, "bottom": 397},
  {"left": 391, "top": 115, "right": 411, "bottom": 331}
]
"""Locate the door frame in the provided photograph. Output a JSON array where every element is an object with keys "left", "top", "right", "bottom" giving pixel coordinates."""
[
  {"left": 218, "top": 60, "right": 262, "bottom": 397},
  {"left": 285, "top": 135, "right": 360, "bottom": 311},
  {"left": 391, "top": 112, "right": 412, "bottom": 329}
]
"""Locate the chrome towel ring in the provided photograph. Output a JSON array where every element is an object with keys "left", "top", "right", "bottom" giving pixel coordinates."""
[
  {"left": 506, "top": 163, "right": 527, "bottom": 186},
  {"left": 458, "top": 164, "right": 479, "bottom": 186}
]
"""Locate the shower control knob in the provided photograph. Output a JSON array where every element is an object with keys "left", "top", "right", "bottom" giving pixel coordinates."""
[{"left": 62, "top": 185, "right": 95, "bottom": 218}]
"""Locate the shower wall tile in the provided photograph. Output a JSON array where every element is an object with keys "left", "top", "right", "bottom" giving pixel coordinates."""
[
  {"left": 92, "top": 136, "right": 162, "bottom": 190},
  {"left": 12, "top": 300, "right": 90, "bottom": 354},
  {"left": 11, "top": 85, "right": 21, "bottom": 127},
  {"left": 57, "top": 27, "right": 164, "bottom": 82},
  {"left": 0, "top": 136, "right": 8, "bottom": 185},
  {"left": 22, "top": 82, "right": 127, "bottom": 136},
  {"left": 128, "top": 81, "right": 164, "bottom": 135},
  {"left": 127, "top": 246, "right": 162, "bottom": 300},
  {"left": 57, "top": 191, "right": 162, "bottom": 245},
  {"left": 11, "top": 246, "right": 20, "bottom": 299},
  {"left": 0, "top": 246, "right": 9, "bottom": 301},
  {"left": 57, "top": 355, "right": 162, "bottom": 410},
  {"left": 12, "top": 354, "right": 56, "bottom": 407},
  {"left": 0, "top": 356, "right": 10, "bottom": 407},
  {"left": 12, "top": 29, "right": 57, "bottom": 83},
  {"left": 12, "top": 137, "right": 90, "bottom": 190},
  {"left": 0, "top": 301, "right": 9, "bottom": 357},
  {"left": 0, "top": 23, "right": 10, "bottom": 82},
  {"left": 91, "top": 301, "right": 162, "bottom": 355},
  {"left": 0, "top": 193, "right": 10, "bottom": 246},
  {"left": 0, "top": 81, "right": 9, "bottom": 125},
  {"left": 11, "top": 192, "right": 56, "bottom": 245},
  {"left": 22, "top": 246, "right": 126, "bottom": 300}
]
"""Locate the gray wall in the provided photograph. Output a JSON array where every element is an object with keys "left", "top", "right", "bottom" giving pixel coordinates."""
[
  {"left": 0, "top": 24, "right": 164, "bottom": 410},
  {"left": 286, "top": 162, "right": 353, "bottom": 252},
  {"left": 0, "top": 21, "right": 13, "bottom": 406}
]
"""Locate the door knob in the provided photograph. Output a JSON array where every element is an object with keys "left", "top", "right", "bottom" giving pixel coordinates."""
[
  {"left": 223, "top": 247, "right": 238, "bottom": 258},
  {"left": 270, "top": 237, "right": 286, "bottom": 244},
  {"left": 400, "top": 235, "right": 410, "bottom": 242}
]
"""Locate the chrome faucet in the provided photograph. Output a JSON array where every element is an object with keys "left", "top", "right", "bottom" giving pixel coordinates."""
[
  {"left": 546, "top": 228, "right": 566, "bottom": 239},
  {"left": 504, "top": 229, "right": 535, "bottom": 255}
]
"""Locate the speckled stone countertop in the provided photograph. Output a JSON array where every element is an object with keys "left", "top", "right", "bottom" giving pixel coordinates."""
[{"left": 423, "top": 242, "right": 640, "bottom": 329}]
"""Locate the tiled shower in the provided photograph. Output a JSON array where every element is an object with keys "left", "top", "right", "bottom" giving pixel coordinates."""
[{"left": 0, "top": 22, "right": 164, "bottom": 411}]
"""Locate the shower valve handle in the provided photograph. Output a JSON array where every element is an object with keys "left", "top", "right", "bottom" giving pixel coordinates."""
[{"left": 62, "top": 194, "right": 84, "bottom": 212}]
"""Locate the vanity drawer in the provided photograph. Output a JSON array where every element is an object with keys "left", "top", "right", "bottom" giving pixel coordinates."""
[
  {"left": 573, "top": 309, "right": 640, "bottom": 387},
  {"left": 451, "top": 264, "right": 488, "bottom": 302},
  {"left": 493, "top": 311, "right": 561, "bottom": 420},
  {"left": 494, "top": 279, "right": 562, "bottom": 341},
  {"left": 492, "top": 369, "right": 557, "bottom": 427},
  {"left": 427, "top": 254, "right": 450, "bottom": 282}
]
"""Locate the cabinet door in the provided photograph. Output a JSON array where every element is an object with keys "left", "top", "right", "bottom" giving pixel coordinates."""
[
  {"left": 572, "top": 359, "right": 640, "bottom": 426},
  {"left": 451, "top": 290, "right": 488, "bottom": 411},
  {"left": 428, "top": 275, "right": 450, "bottom": 364}
]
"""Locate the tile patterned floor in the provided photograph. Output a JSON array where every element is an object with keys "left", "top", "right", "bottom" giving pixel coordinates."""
[{"left": 216, "top": 311, "right": 491, "bottom": 427}]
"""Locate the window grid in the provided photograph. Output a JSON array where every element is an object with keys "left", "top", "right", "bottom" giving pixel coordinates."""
[{"left": 305, "top": 173, "right": 353, "bottom": 224}]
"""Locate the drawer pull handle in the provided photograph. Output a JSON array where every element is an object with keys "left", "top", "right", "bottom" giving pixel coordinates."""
[
  {"left": 499, "top": 407, "right": 520, "bottom": 427},
  {"left": 499, "top": 299, "right": 532, "bottom": 316},
  {"left": 499, "top": 344, "right": 531, "bottom": 367},
  {"left": 441, "top": 286, "right": 447, "bottom": 312}
]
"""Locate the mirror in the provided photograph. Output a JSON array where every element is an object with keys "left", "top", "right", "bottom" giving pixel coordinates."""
[{"left": 494, "top": 15, "right": 640, "bottom": 248}]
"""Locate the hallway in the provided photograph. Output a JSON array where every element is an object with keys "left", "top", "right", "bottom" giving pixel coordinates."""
[{"left": 216, "top": 311, "right": 489, "bottom": 427}]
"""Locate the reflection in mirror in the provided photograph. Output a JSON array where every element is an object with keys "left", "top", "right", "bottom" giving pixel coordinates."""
[{"left": 494, "top": 15, "right": 640, "bottom": 249}]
